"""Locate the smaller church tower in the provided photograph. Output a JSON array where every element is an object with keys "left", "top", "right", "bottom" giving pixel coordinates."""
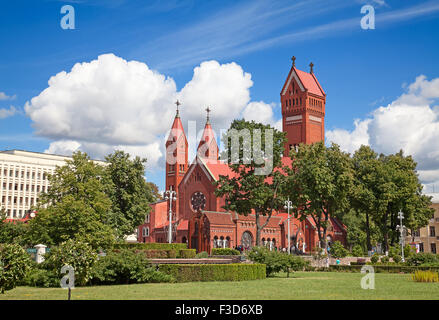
[
  {"left": 197, "top": 107, "right": 219, "bottom": 163},
  {"left": 165, "top": 101, "right": 188, "bottom": 218},
  {"left": 281, "top": 57, "right": 326, "bottom": 156}
]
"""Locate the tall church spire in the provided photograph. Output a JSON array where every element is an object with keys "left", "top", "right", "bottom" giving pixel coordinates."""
[
  {"left": 166, "top": 101, "right": 188, "bottom": 196},
  {"left": 197, "top": 106, "right": 218, "bottom": 162}
]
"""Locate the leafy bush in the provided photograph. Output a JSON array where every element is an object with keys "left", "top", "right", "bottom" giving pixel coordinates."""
[
  {"left": 90, "top": 249, "right": 174, "bottom": 285},
  {"left": 392, "top": 255, "right": 402, "bottom": 264},
  {"left": 0, "top": 243, "right": 32, "bottom": 293},
  {"left": 351, "top": 245, "right": 364, "bottom": 257},
  {"left": 211, "top": 248, "right": 240, "bottom": 256},
  {"left": 370, "top": 253, "right": 380, "bottom": 264},
  {"left": 247, "top": 247, "right": 308, "bottom": 277},
  {"left": 195, "top": 251, "right": 209, "bottom": 258},
  {"left": 412, "top": 270, "right": 439, "bottom": 282},
  {"left": 21, "top": 268, "right": 59, "bottom": 288},
  {"left": 406, "top": 252, "right": 439, "bottom": 266},
  {"left": 42, "top": 240, "right": 98, "bottom": 286},
  {"left": 113, "top": 243, "right": 187, "bottom": 250},
  {"left": 329, "top": 241, "right": 349, "bottom": 258},
  {"left": 380, "top": 255, "right": 390, "bottom": 263},
  {"left": 159, "top": 264, "right": 266, "bottom": 282},
  {"left": 178, "top": 249, "right": 196, "bottom": 259}
]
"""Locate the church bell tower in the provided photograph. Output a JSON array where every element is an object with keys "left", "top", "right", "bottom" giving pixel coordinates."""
[
  {"left": 165, "top": 100, "right": 188, "bottom": 219},
  {"left": 281, "top": 57, "right": 326, "bottom": 156}
]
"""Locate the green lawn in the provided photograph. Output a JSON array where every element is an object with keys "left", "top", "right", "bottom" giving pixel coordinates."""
[{"left": 1, "top": 272, "right": 438, "bottom": 300}]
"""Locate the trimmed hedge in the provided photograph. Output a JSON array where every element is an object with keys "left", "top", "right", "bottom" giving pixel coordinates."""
[
  {"left": 113, "top": 243, "right": 187, "bottom": 250},
  {"left": 211, "top": 248, "right": 240, "bottom": 256},
  {"left": 159, "top": 263, "right": 266, "bottom": 282},
  {"left": 126, "top": 249, "right": 196, "bottom": 259},
  {"left": 328, "top": 265, "right": 439, "bottom": 274},
  {"left": 178, "top": 249, "right": 196, "bottom": 259}
]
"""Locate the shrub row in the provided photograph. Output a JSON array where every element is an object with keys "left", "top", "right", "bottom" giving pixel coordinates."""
[
  {"left": 211, "top": 248, "right": 240, "bottom": 256},
  {"left": 122, "top": 248, "right": 196, "bottom": 259},
  {"left": 328, "top": 265, "right": 439, "bottom": 274},
  {"left": 113, "top": 243, "right": 187, "bottom": 250},
  {"left": 158, "top": 263, "right": 266, "bottom": 282}
]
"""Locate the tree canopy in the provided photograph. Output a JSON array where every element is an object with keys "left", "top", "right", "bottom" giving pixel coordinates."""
[{"left": 214, "top": 119, "right": 286, "bottom": 246}]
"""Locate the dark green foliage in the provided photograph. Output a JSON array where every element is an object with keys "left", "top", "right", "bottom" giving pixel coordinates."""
[
  {"left": 211, "top": 248, "right": 240, "bottom": 256},
  {"left": 42, "top": 239, "right": 98, "bottom": 286},
  {"left": 0, "top": 211, "right": 28, "bottom": 246},
  {"left": 284, "top": 142, "right": 354, "bottom": 251},
  {"left": 247, "top": 246, "right": 308, "bottom": 277},
  {"left": 0, "top": 243, "right": 32, "bottom": 293},
  {"left": 351, "top": 244, "right": 365, "bottom": 257},
  {"left": 380, "top": 256, "right": 390, "bottom": 263},
  {"left": 158, "top": 264, "right": 266, "bottom": 282},
  {"left": 113, "top": 243, "right": 187, "bottom": 250},
  {"left": 329, "top": 241, "right": 349, "bottom": 258},
  {"left": 214, "top": 119, "right": 287, "bottom": 246},
  {"left": 406, "top": 252, "right": 439, "bottom": 266},
  {"left": 104, "top": 151, "right": 154, "bottom": 239},
  {"left": 90, "top": 249, "right": 174, "bottom": 285},
  {"left": 27, "top": 152, "right": 116, "bottom": 250},
  {"left": 370, "top": 253, "right": 380, "bottom": 264},
  {"left": 393, "top": 255, "right": 402, "bottom": 263},
  {"left": 21, "top": 268, "right": 59, "bottom": 288}
]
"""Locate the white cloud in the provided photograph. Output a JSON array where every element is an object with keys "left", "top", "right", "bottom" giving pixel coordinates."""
[
  {"left": 178, "top": 60, "right": 253, "bottom": 131},
  {"left": 326, "top": 118, "right": 370, "bottom": 153},
  {"left": 45, "top": 140, "right": 81, "bottom": 156},
  {"left": 0, "top": 106, "right": 18, "bottom": 119},
  {"left": 0, "top": 92, "right": 16, "bottom": 101},
  {"left": 242, "top": 101, "right": 282, "bottom": 130},
  {"left": 326, "top": 75, "right": 439, "bottom": 193},
  {"left": 26, "top": 54, "right": 278, "bottom": 169}
]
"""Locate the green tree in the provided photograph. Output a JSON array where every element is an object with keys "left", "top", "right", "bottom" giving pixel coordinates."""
[
  {"left": 105, "top": 150, "right": 153, "bottom": 239},
  {"left": 350, "top": 146, "right": 391, "bottom": 252},
  {"left": 214, "top": 119, "right": 286, "bottom": 246},
  {"left": 0, "top": 210, "right": 28, "bottom": 246},
  {"left": 378, "top": 151, "right": 433, "bottom": 252},
  {"left": 0, "top": 243, "right": 32, "bottom": 293},
  {"left": 146, "top": 182, "right": 163, "bottom": 201},
  {"left": 284, "top": 142, "right": 353, "bottom": 252},
  {"left": 27, "top": 151, "right": 116, "bottom": 249},
  {"left": 42, "top": 239, "right": 98, "bottom": 286}
]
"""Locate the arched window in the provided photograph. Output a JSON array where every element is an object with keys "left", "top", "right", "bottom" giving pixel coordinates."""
[
  {"left": 220, "top": 236, "right": 225, "bottom": 248},
  {"left": 225, "top": 236, "right": 230, "bottom": 248},
  {"left": 142, "top": 227, "right": 149, "bottom": 237},
  {"left": 214, "top": 236, "right": 219, "bottom": 248}
]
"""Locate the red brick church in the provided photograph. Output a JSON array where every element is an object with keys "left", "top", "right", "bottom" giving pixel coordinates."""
[{"left": 137, "top": 58, "right": 347, "bottom": 253}]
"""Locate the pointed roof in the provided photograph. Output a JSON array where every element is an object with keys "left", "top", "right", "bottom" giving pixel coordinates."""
[
  {"left": 167, "top": 113, "right": 186, "bottom": 143},
  {"left": 281, "top": 64, "right": 325, "bottom": 98},
  {"left": 197, "top": 121, "right": 217, "bottom": 150}
]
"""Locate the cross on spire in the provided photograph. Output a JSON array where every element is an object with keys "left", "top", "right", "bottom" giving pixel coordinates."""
[
  {"left": 291, "top": 56, "right": 296, "bottom": 67},
  {"left": 205, "top": 106, "right": 211, "bottom": 123},
  {"left": 309, "top": 62, "right": 314, "bottom": 74},
  {"left": 175, "top": 100, "right": 181, "bottom": 117}
]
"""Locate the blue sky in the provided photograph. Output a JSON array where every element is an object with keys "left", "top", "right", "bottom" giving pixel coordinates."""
[{"left": 1, "top": 0, "right": 439, "bottom": 192}]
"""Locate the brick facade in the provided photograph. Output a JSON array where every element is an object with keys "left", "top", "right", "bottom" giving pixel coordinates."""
[{"left": 138, "top": 58, "right": 347, "bottom": 253}]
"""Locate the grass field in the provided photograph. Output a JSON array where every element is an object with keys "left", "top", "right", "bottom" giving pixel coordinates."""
[{"left": 1, "top": 272, "right": 438, "bottom": 300}]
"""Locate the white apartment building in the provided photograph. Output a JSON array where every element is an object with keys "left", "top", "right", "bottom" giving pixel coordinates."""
[{"left": 0, "top": 150, "right": 104, "bottom": 219}]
